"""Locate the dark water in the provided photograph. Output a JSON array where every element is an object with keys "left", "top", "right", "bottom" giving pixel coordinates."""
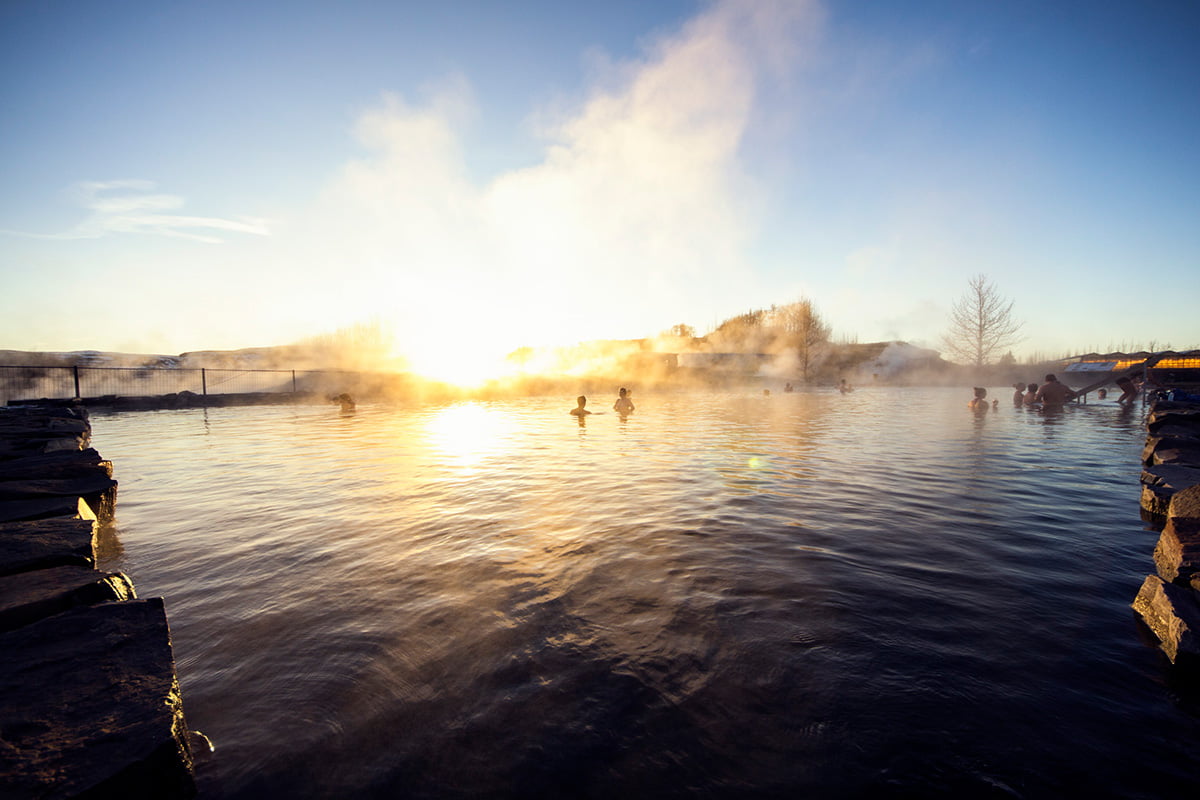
[{"left": 90, "top": 388, "right": 1200, "bottom": 798}]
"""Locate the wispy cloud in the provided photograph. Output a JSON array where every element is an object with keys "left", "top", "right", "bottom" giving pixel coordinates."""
[{"left": 2, "top": 179, "right": 269, "bottom": 243}]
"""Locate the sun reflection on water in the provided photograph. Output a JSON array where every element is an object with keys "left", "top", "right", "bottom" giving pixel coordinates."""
[{"left": 422, "top": 402, "right": 510, "bottom": 471}]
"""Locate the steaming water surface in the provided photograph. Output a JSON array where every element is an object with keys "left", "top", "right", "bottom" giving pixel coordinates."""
[{"left": 91, "top": 389, "right": 1200, "bottom": 798}]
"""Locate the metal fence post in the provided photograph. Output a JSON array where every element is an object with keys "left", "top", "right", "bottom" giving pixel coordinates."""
[
  {"left": 292, "top": 370, "right": 297, "bottom": 393},
  {"left": 73, "top": 366, "right": 81, "bottom": 399},
  {"left": 201, "top": 368, "right": 207, "bottom": 396}
]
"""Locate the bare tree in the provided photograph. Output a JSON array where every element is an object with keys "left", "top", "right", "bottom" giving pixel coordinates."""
[
  {"left": 771, "top": 299, "right": 831, "bottom": 380},
  {"left": 663, "top": 323, "right": 696, "bottom": 339},
  {"left": 942, "top": 275, "right": 1023, "bottom": 367}
]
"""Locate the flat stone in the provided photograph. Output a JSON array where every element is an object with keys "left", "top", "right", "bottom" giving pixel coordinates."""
[
  {"left": 0, "top": 564, "right": 135, "bottom": 633},
  {"left": 0, "top": 474, "right": 118, "bottom": 522},
  {"left": 1145, "top": 421, "right": 1200, "bottom": 441},
  {"left": 1142, "top": 436, "right": 1200, "bottom": 466},
  {"left": 1132, "top": 574, "right": 1200, "bottom": 664},
  {"left": 1153, "top": 518, "right": 1200, "bottom": 585},
  {"left": 0, "top": 495, "right": 93, "bottom": 524},
  {"left": 1168, "top": 483, "right": 1200, "bottom": 522},
  {"left": 1140, "top": 464, "right": 1200, "bottom": 518},
  {"left": 0, "top": 518, "right": 96, "bottom": 577},
  {"left": 0, "top": 447, "right": 112, "bottom": 480},
  {"left": 0, "top": 598, "right": 196, "bottom": 799}
]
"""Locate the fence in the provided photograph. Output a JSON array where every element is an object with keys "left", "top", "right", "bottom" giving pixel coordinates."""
[{"left": 0, "top": 365, "right": 355, "bottom": 405}]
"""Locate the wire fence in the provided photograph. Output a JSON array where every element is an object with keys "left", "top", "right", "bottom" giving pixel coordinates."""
[{"left": 0, "top": 365, "right": 357, "bottom": 405}]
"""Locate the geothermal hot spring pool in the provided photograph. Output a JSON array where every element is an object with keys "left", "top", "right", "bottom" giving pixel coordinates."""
[{"left": 90, "top": 387, "right": 1200, "bottom": 798}]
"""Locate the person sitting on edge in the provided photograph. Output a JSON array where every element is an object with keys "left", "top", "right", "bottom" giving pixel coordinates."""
[
  {"left": 1034, "top": 374, "right": 1077, "bottom": 406},
  {"left": 1023, "top": 383, "right": 1039, "bottom": 405},
  {"left": 968, "top": 387, "right": 989, "bottom": 411},
  {"left": 613, "top": 387, "right": 635, "bottom": 415},
  {"left": 570, "top": 396, "right": 591, "bottom": 417},
  {"left": 1115, "top": 376, "right": 1139, "bottom": 405},
  {"left": 1012, "top": 382, "right": 1026, "bottom": 404}
]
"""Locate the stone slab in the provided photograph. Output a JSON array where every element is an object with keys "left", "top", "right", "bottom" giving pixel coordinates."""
[
  {"left": 0, "top": 598, "right": 196, "bottom": 799},
  {"left": 0, "top": 474, "right": 118, "bottom": 523},
  {"left": 1132, "top": 574, "right": 1200, "bottom": 665},
  {"left": 0, "top": 564, "right": 135, "bottom": 633},
  {"left": 0, "top": 495, "right": 93, "bottom": 524},
  {"left": 1140, "top": 464, "right": 1200, "bottom": 518},
  {"left": 1167, "top": 483, "right": 1200, "bottom": 522},
  {"left": 0, "top": 447, "right": 112, "bottom": 480},
  {"left": 1153, "top": 519, "right": 1200, "bottom": 585},
  {"left": 0, "top": 518, "right": 96, "bottom": 577}
]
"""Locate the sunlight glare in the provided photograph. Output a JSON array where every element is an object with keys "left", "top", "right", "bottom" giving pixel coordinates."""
[{"left": 424, "top": 402, "right": 509, "bottom": 470}]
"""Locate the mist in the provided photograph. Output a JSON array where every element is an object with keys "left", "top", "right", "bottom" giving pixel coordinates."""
[{"left": 260, "top": 0, "right": 822, "bottom": 381}]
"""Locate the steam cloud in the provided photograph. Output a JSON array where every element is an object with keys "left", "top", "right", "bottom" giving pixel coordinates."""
[{"left": 294, "top": 0, "right": 823, "bottom": 374}]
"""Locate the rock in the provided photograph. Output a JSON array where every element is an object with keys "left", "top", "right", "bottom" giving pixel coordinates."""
[
  {"left": 0, "top": 495, "right": 93, "bottom": 524},
  {"left": 0, "top": 447, "right": 112, "bottom": 480},
  {"left": 1144, "top": 421, "right": 1200, "bottom": 442},
  {"left": 1148, "top": 411, "right": 1200, "bottom": 432},
  {"left": 0, "top": 518, "right": 96, "bottom": 577},
  {"left": 1132, "top": 574, "right": 1200, "bottom": 665},
  {"left": 0, "top": 598, "right": 196, "bottom": 798},
  {"left": 0, "top": 473, "right": 118, "bottom": 512},
  {"left": 0, "top": 564, "right": 135, "bottom": 633},
  {"left": 1168, "top": 483, "right": 1200, "bottom": 522},
  {"left": 1140, "top": 464, "right": 1200, "bottom": 519},
  {"left": 1142, "top": 437, "right": 1200, "bottom": 467},
  {"left": 1152, "top": 517, "right": 1200, "bottom": 585}
]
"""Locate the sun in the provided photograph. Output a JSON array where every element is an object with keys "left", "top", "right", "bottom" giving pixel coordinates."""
[{"left": 396, "top": 326, "right": 518, "bottom": 388}]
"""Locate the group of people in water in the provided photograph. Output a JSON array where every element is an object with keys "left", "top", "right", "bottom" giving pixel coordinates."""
[
  {"left": 571, "top": 387, "right": 635, "bottom": 419},
  {"left": 969, "top": 373, "right": 1143, "bottom": 412}
]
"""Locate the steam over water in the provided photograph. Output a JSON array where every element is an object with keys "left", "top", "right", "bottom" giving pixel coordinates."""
[{"left": 91, "top": 389, "right": 1200, "bottom": 798}]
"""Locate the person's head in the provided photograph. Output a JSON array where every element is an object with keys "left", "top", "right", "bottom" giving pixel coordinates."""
[
  {"left": 1098, "top": 388, "right": 1108, "bottom": 398},
  {"left": 618, "top": 387, "right": 627, "bottom": 397},
  {"left": 1027, "top": 383, "right": 1038, "bottom": 392},
  {"left": 576, "top": 395, "right": 587, "bottom": 408},
  {"left": 1044, "top": 374, "right": 1058, "bottom": 383},
  {"left": 973, "top": 387, "right": 987, "bottom": 399}
]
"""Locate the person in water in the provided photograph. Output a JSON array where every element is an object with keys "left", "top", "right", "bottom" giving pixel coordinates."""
[
  {"left": 968, "top": 387, "right": 989, "bottom": 411},
  {"left": 1023, "top": 383, "right": 1039, "bottom": 405},
  {"left": 570, "top": 396, "right": 591, "bottom": 417},
  {"left": 1115, "top": 376, "right": 1139, "bottom": 405},
  {"left": 839, "top": 379, "right": 853, "bottom": 394},
  {"left": 1034, "top": 374, "right": 1077, "bottom": 406},
  {"left": 1012, "top": 382, "right": 1026, "bottom": 404},
  {"left": 613, "top": 387, "right": 635, "bottom": 414}
]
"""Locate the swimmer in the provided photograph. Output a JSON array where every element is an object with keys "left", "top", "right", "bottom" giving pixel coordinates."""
[
  {"left": 330, "top": 393, "right": 355, "bottom": 412},
  {"left": 1012, "top": 382, "right": 1025, "bottom": 404},
  {"left": 570, "top": 396, "right": 591, "bottom": 417},
  {"left": 968, "top": 387, "right": 989, "bottom": 411},
  {"left": 1115, "top": 376, "right": 1139, "bottom": 405},
  {"left": 1023, "top": 383, "right": 1038, "bottom": 405},
  {"left": 1034, "top": 374, "right": 1076, "bottom": 406},
  {"left": 613, "top": 387, "right": 635, "bottom": 415},
  {"left": 839, "top": 379, "right": 853, "bottom": 394}
]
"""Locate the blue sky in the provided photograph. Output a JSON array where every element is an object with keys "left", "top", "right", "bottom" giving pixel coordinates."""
[{"left": 2, "top": 0, "right": 1197, "bottom": 375}]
